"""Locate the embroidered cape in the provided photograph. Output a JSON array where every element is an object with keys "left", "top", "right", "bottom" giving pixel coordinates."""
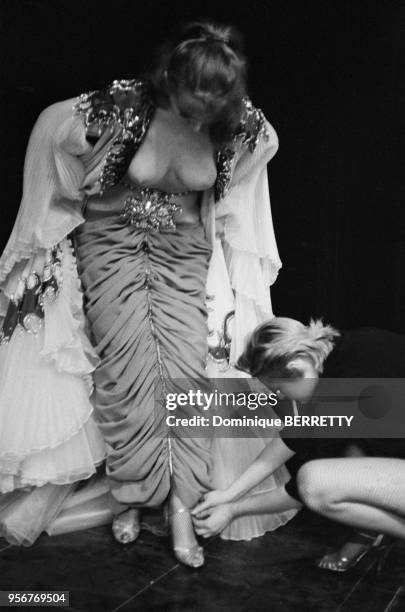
[
  {"left": 0, "top": 79, "right": 280, "bottom": 361},
  {"left": 73, "top": 79, "right": 269, "bottom": 200}
]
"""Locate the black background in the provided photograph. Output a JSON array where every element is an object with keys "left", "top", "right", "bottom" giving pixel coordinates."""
[{"left": 1, "top": 0, "right": 404, "bottom": 332}]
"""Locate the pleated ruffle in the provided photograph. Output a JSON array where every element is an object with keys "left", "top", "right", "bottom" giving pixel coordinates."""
[{"left": 0, "top": 238, "right": 105, "bottom": 493}]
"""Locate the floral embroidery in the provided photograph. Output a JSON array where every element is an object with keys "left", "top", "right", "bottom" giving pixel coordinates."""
[
  {"left": 75, "top": 82, "right": 268, "bottom": 202},
  {"left": 214, "top": 147, "right": 236, "bottom": 203},
  {"left": 215, "top": 97, "right": 269, "bottom": 201},
  {"left": 207, "top": 310, "right": 235, "bottom": 368},
  {"left": 0, "top": 245, "right": 63, "bottom": 344},
  {"left": 121, "top": 184, "right": 188, "bottom": 233},
  {"left": 74, "top": 79, "right": 155, "bottom": 194}
]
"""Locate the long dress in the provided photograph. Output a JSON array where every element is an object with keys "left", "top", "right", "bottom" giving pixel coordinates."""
[
  {"left": 0, "top": 79, "right": 295, "bottom": 542},
  {"left": 75, "top": 203, "right": 212, "bottom": 508}
]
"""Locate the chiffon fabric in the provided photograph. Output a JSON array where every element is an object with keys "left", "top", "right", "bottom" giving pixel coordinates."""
[
  {"left": 0, "top": 238, "right": 106, "bottom": 544},
  {"left": 0, "top": 94, "right": 295, "bottom": 543},
  {"left": 0, "top": 238, "right": 104, "bottom": 493},
  {"left": 203, "top": 130, "right": 297, "bottom": 539},
  {"left": 205, "top": 239, "right": 297, "bottom": 540},
  {"left": 0, "top": 484, "right": 73, "bottom": 546},
  {"left": 0, "top": 101, "right": 106, "bottom": 544}
]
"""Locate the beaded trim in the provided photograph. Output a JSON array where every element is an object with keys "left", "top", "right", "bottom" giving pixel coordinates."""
[
  {"left": 74, "top": 79, "right": 155, "bottom": 195},
  {"left": 75, "top": 81, "right": 268, "bottom": 202},
  {"left": 207, "top": 307, "right": 235, "bottom": 368},
  {"left": 214, "top": 97, "right": 269, "bottom": 201},
  {"left": 214, "top": 146, "right": 237, "bottom": 203},
  {"left": 0, "top": 245, "right": 63, "bottom": 345},
  {"left": 120, "top": 182, "right": 190, "bottom": 233},
  {"left": 140, "top": 234, "right": 173, "bottom": 472},
  {"left": 236, "top": 97, "right": 269, "bottom": 152}
]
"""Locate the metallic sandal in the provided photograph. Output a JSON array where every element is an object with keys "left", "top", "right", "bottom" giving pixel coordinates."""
[
  {"left": 112, "top": 508, "right": 141, "bottom": 544},
  {"left": 170, "top": 507, "right": 204, "bottom": 568},
  {"left": 316, "top": 532, "right": 385, "bottom": 572}
]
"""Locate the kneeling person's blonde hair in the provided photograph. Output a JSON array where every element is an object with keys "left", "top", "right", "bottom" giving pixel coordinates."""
[{"left": 237, "top": 317, "right": 340, "bottom": 378}]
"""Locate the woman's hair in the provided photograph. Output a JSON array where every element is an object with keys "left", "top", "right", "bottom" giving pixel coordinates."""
[
  {"left": 237, "top": 317, "right": 340, "bottom": 378},
  {"left": 148, "top": 20, "right": 247, "bottom": 145}
]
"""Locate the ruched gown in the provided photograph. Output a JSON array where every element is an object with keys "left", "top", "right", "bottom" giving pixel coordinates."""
[
  {"left": 0, "top": 90, "right": 295, "bottom": 542},
  {"left": 75, "top": 188, "right": 212, "bottom": 509}
]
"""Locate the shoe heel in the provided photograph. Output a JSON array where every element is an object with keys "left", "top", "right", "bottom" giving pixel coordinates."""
[
  {"left": 169, "top": 507, "right": 205, "bottom": 569},
  {"left": 316, "top": 532, "right": 387, "bottom": 573}
]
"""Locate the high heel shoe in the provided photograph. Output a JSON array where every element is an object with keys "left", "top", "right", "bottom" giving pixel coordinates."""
[
  {"left": 169, "top": 507, "right": 204, "bottom": 568},
  {"left": 112, "top": 508, "right": 141, "bottom": 544},
  {"left": 316, "top": 532, "right": 386, "bottom": 572}
]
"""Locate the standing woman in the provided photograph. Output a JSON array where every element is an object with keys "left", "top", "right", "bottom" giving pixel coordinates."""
[{"left": 0, "top": 21, "right": 291, "bottom": 561}]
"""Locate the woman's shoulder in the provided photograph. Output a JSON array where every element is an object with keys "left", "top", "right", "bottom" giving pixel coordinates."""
[
  {"left": 23, "top": 98, "right": 90, "bottom": 161},
  {"left": 214, "top": 97, "right": 278, "bottom": 201},
  {"left": 233, "top": 97, "right": 277, "bottom": 152},
  {"left": 325, "top": 327, "right": 405, "bottom": 377},
  {"left": 32, "top": 98, "right": 78, "bottom": 132},
  {"left": 73, "top": 79, "right": 153, "bottom": 136},
  {"left": 72, "top": 79, "right": 155, "bottom": 193}
]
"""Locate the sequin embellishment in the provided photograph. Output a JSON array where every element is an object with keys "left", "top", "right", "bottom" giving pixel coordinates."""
[
  {"left": 207, "top": 309, "right": 235, "bottom": 370},
  {"left": 75, "top": 80, "right": 269, "bottom": 203},
  {"left": 215, "top": 97, "right": 269, "bottom": 201},
  {"left": 74, "top": 79, "right": 155, "bottom": 195},
  {"left": 0, "top": 244, "right": 63, "bottom": 345},
  {"left": 121, "top": 183, "right": 190, "bottom": 232}
]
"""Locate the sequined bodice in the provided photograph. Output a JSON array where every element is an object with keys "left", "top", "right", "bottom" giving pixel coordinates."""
[{"left": 74, "top": 79, "right": 270, "bottom": 203}]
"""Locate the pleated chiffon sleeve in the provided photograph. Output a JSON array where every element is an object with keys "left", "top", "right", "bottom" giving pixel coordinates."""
[
  {"left": 205, "top": 119, "right": 297, "bottom": 541},
  {"left": 203, "top": 118, "right": 281, "bottom": 363},
  {"left": 0, "top": 100, "right": 92, "bottom": 290},
  {"left": 0, "top": 100, "right": 106, "bottom": 494}
]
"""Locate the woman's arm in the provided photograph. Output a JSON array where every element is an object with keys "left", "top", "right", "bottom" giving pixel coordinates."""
[
  {"left": 232, "top": 485, "right": 302, "bottom": 518},
  {"left": 192, "top": 437, "right": 294, "bottom": 516},
  {"left": 193, "top": 486, "right": 301, "bottom": 538}
]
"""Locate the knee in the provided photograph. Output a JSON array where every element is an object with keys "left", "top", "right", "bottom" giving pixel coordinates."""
[{"left": 296, "top": 461, "right": 336, "bottom": 513}]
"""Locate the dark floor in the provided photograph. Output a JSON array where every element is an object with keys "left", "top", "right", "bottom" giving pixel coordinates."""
[{"left": 1, "top": 510, "right": 404, "bottom": 612}]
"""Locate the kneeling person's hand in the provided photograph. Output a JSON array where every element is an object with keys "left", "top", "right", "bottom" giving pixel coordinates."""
[{"left": 192, "top": 503, "right": 234, "bottom": 538}]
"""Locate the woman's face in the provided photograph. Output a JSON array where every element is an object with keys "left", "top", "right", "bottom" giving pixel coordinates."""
[
  {"left": 259, "top": 357, "right": 320, "bottom": 404},
  {"left": 169, "top": 89, "right": 223, "bottom": 132}
]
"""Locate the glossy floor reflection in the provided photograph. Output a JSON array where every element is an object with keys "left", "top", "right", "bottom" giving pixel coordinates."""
[{"left": 0, "top": 509, "right": 404, "bottom": 612}]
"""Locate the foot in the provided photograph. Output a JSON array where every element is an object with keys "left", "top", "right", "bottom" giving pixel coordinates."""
[
  {"left": 316, "top": 533, "right": 384, "bottom": 572},
  {"left": 170, "top": 507, "right": 204, "bottom": 568},
  {"left": 112, "top": 509, "right": 141, "bottom": 544}
]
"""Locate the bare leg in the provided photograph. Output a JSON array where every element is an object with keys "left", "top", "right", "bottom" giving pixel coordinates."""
[
  {"left": 297, "top": 458, "right": 405, "bottom": 539},
  {"left": 169, "top": 491, "right": 204, "bottom": 568},
  {"left": 316, "top": 444, "right": 384, "bottom": 571},
  {"left": 316, "top": 531, "right": 385, "bottom": 572}
]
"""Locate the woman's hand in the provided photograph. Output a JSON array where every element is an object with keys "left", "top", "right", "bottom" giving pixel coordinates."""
[
  {"left": 191, "top": 490, "right": 231, "bottom": 518},
  {"left": 192, "top": 504, "right": 234, "bottom": 538}
]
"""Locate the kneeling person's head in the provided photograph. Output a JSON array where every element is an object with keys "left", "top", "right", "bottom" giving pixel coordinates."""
[{"left": 237, "top": 317, "right": 340, "bottom": 403}]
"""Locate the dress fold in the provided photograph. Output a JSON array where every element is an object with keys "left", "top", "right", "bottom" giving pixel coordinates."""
[{"left": 76, "top": 214, "right": 213, "bottom": 509}]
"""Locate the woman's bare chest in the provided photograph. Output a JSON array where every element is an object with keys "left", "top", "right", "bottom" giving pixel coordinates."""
[{"left": 126, "top": 109, "right": 217, "bottom": 193}]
